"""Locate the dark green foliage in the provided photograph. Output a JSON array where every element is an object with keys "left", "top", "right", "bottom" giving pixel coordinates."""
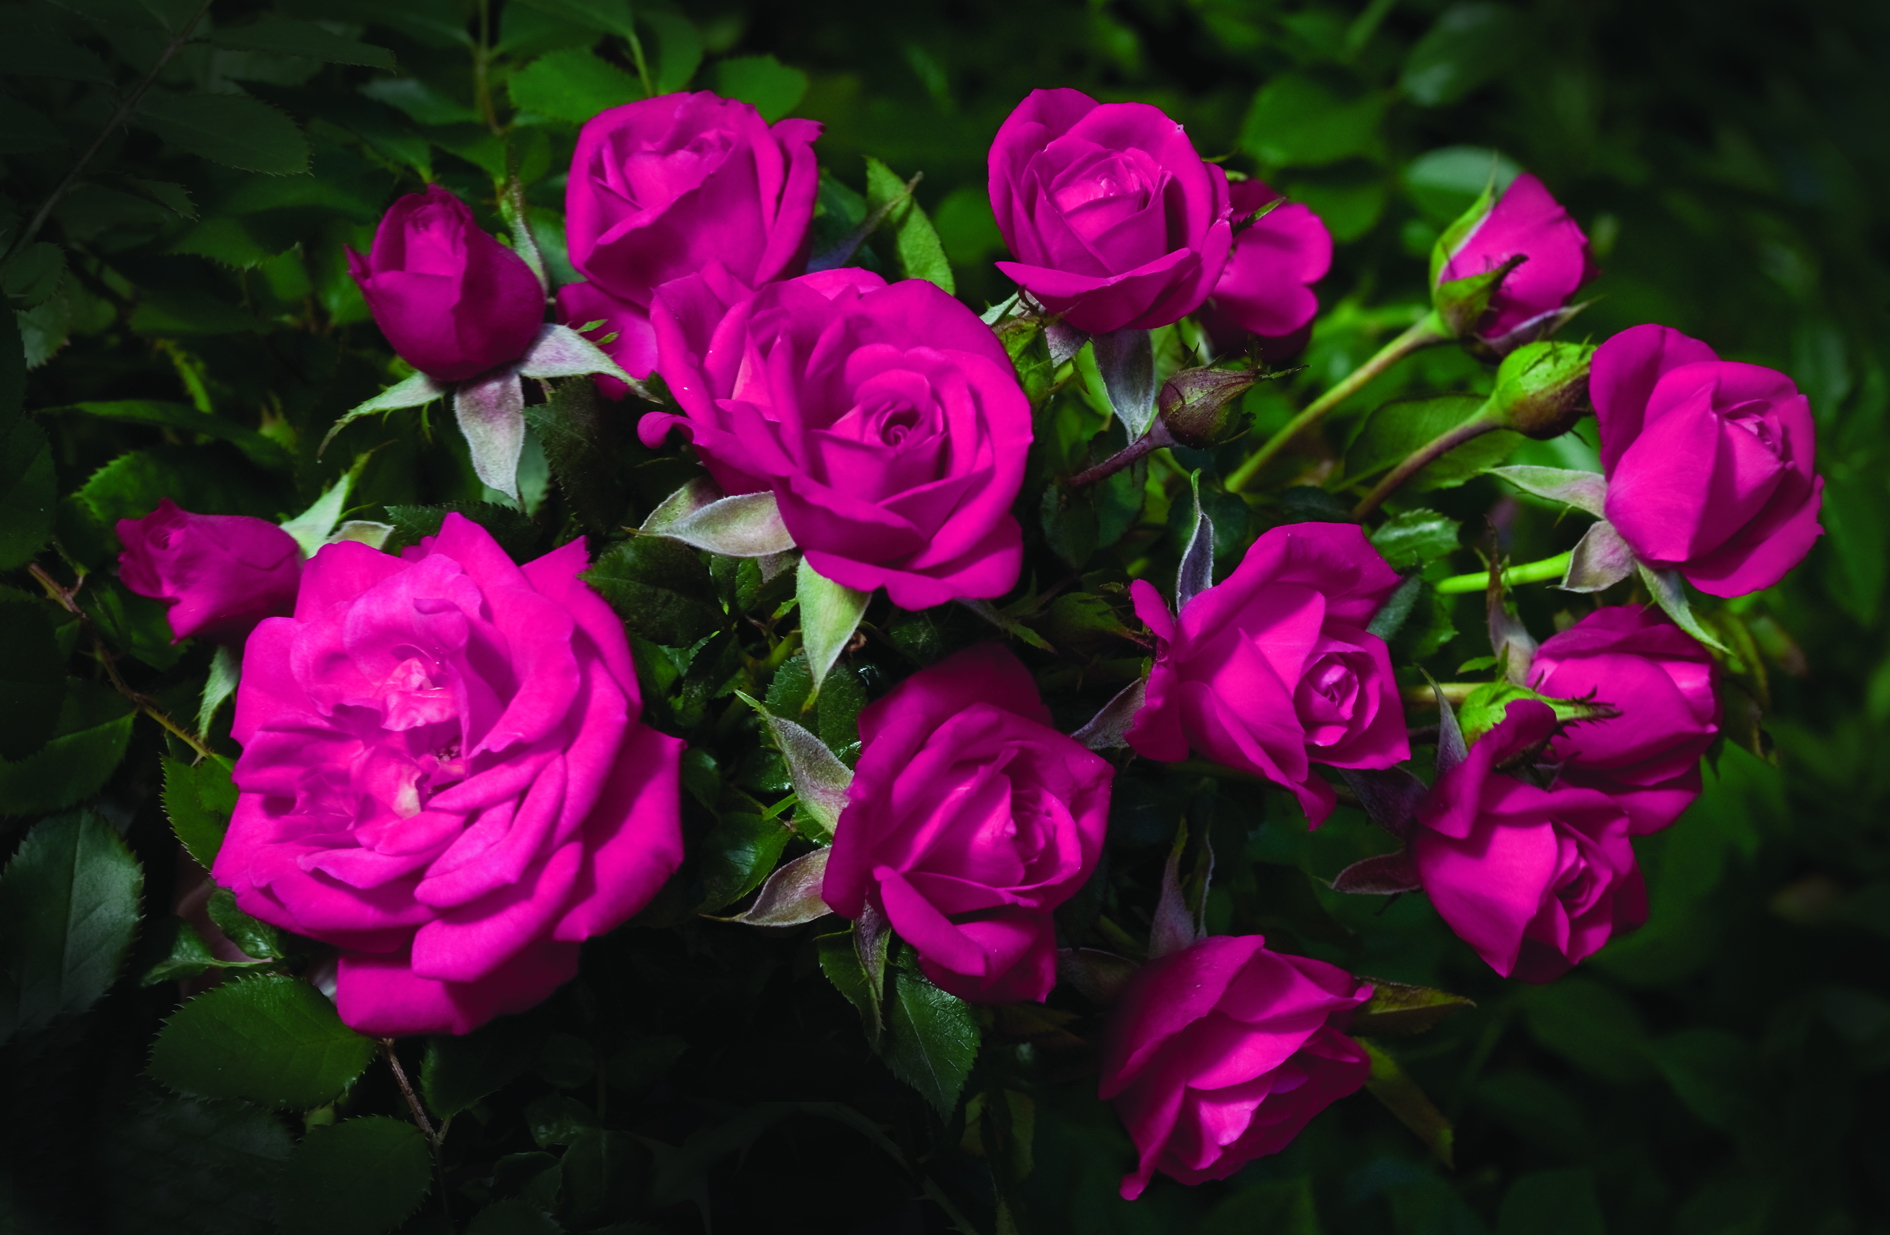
[
  {"left": 148, "top": 975, "right": 377, "bottom": 1109},
  {"left": 275, "top": 1117, "right": 432, "bottom": 1235}
]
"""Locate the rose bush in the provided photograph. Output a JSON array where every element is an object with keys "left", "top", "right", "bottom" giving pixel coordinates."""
[
  {"left": 1099, "top": 936, "right": 1371, "bottom": 1199},
  {"left": 211, "top": 515, "right": 683, "bottom": 1035},
  {"left": 347, "top": 185, "right": 545, "bottom": 383},
  {"left": 1412, "top": 700, "right": 1646, "bottom": 982},
  {"left": 642, "top": 267, "right": 1032, "bottom": 608},
  {"left": 1595, "top": 323, "right": 1824, "bottom": 597},
  {"left": 1197, "top": 179, "right": 1332, "bottom": 357},
  {"left": 822, "top": 644, "right": 1111, "bottom": 1004},
  {"left": 1125, "top": 523, "right": 1408, "bottom": 823},
  {"left": 1434, "top": 171, "right": 1592, "bottom": 351},
  {"left": 559, "top": 92, "right": 822, "bottom": 381},
  {"left": 988, "top": 87, "right": 1232, "bottom": 333},
  {"left": 1531, "top": 606, "right": 1719, "bottom": 833},
  {"left": 117, "top": 499, "right": 303, "bottom": 645}
]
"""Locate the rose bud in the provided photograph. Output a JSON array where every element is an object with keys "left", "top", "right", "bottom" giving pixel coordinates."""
[
  {"left": 1530, "top": 606, "right": 1719, "bottom": 833},
  {"left": 1487, "top": 339, "right": 1596, "bottom": 439},
  {"left": 822, "top": 644, "right": 1112, "bottom": 1004},
  {"left": 561, "top": 92, "right": 821, "bottom": 383},
  {"left": 1156, "top": 365, "right": 1260, "bottom": 448},
  {"left": 1099, "top": 935, "right": 1371, "bottom": 1199},
  {"left": 117, "top": 498, "right": 302, "bottom": 646},
  {"left": 213, "top": 515, "right": 684, "bottom": 1036},
  {"left": 1125, "top": 523, "right": 1409, "bottom": 825},
  {"left": 346, "top": 185, "right": 546, "bottom": 383},
  {"left": 1196, "top": 179, "right": 1332, "bottom": 358},
  {"left": 1594, "top": 323, "right": 1824, "bottom": 598},
  {"left": 1431, "top": 172, "right": 1593, "bottom": 354},
  {"left": 644, "top": 267, "right": 1032, "bottom": 609},
  {"left": 1411, "top": 699, "right": 1646, "bottom": 982},
  {"left": 988, "top": 88, "right": 1232, "bottom": 334}
]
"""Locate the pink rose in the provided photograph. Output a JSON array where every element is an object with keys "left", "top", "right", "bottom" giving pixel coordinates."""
[
  {"left": 1530, "top": 606, "right": 1718, "bottom": 834},
  {"left": 1125, "top": 523, "right": 1409, "bottom": 824},
  {"left": 1099, "top": 936, "right": 1370, "bottom": 1199},
  {"left": 642, "top": 268, "right": 1032, "bottom": 609},
  {"left": 558, "top": 92, "right": 821, "bottom": 382},
  {"left": 1412, "top": 700, "right": 1645, "bottom": 982},
  {"left": 1436, "top": 172, "right": 1593, "bottom": 350},
  {"left": 116, "top": 498, "right": 302, "bottom": 645},
  {"left": 821, "top": 645, "right": 1111, "bottom": 1004},
  {"left": 1197, "top": 180, "right": 1332, "bottom": 356},
  {"left": 1595, "top": 323, "right": 1824, "bottom": 598},
  {"left": 212, "top": 515, "right": 684, "bottom": 1036},
  {"left": 347, "top": 185, "right": 545, "bottom": 382},
  {"left": 988, "top": 88, "right": 1232, "bottom": 333}
]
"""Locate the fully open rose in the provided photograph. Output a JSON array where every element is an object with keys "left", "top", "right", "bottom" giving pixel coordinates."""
[
  {"left": 821, "top": 644, "right": 1111, "bottom": 1003},
  {"left": 213, "top": 515, "right": 683, "bottom": 1035}
]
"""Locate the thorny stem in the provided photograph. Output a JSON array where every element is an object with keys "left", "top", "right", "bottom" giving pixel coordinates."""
[
  {"left": 1351, "top": 411, "right": 1502, "bottom": 520},
  {"left": 28, "top": 563, "right": 216, "bottom": 761},
  {"left": 1433, "top": 552, "right": 1573, "bottom": 595},
  {"left": 4, "top": 0, "right": 216, "bottom": 267},
  {"left": 383, "top": 1039, "right": 454, "bottom": 1231},
  {"left": 1225, "top": 313, "right": 1449, "bottom": 494},
  {"left": 1069, "top": 419, "right": 1174, "bottom": 489}
]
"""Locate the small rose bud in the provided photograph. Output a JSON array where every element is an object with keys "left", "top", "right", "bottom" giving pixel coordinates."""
[
  {"left": 117, "top": 499, "right": 303, "bottom": 645},
  {"left": 1430, "top": 172, "right": 1594, "bottom": 355},
  {"left": 1489, "top": 340, "right": 1596, "bottom": 439},
  {"left": 1156, "top": 365, "right": 1259, "bottom": 448}
]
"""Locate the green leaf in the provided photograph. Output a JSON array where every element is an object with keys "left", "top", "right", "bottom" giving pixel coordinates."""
[
  {"left": 712, "top": 53, "right": 808, "bottom": 122},
  {"left": 61, "top": 446, "right": 278, "bottom": 570},
  {"left": 1403, "top": 145, "right": 1521, "bottom": 226},
  {"left": 697, "top": 812, "right": 793, "bottom": 912},
  {"left": 0, "top": 28, "right": 112, "bottom": 81},
  {"left": 140, "top": 916, "right": 269, "bottom": 986},
  {"left": 524, "top": 381, "right": 629, "bottom": 534},
  {"left": 1402, "top": 3, "right": 1534, "bottom": 107},
  {"left": 642, "top": 6, "right": 702, "bottom": 94},
  {"left": 864, "top": 157, "right": 954, "bottom": 293},
  {"left": 0, "top": 593, "right": 64, "bottom": 760},
  {"left": 467, "top": 1198, "right": 563, "bottom": 1235},
  {"left": 207, "top": 888, "right": 283, "bottom": 960},
  {"left": 1361, "top": 1040, "right": 1454, "bottom": 1167},
  {"left": 582, "top": 536, "right": 724, "bottom": 647},
  {"left": 1370, "top": 508, "right": 1461, "bottom": 570},
  {"left": 817, "top": 929, "right": 878, "bottom": 1039},
  {"left": 0, "top": 96, "right": 65, "bottom": 154},
  {"left": 0, "top": 809, "right": 144, "bottom": 1041},
  {"left": 127, "top": 176, "right": 199, "bottom": 219},
  {"left": 882, "top": 953, "right": 978, "bottom": 1116},
  {"left": 87, "top": 576, "right": 184, "bottom": 670},
  {"left": 148, "top": 974, "right": 377, "bottom": 1109},
  {"left": 422, "top": 1016, "right": 542, "bottom": 1118},
  {"left": 96, "top": 1090, "right": 293, "bottom": 1235},
  {"left": 724, "top": 847, "right": 832, "bottom": 926},
  {"left": 207, "top": 20, "right": 396, "bottom": 70},
  {"left": 1345, "top": 394, "right": 1521, "bottom": 492},
  {"left": 513, "top": 0, "right": 636, "bottom": 38},
  {"left": 4, "top": 242, "right": 66, "bottom": 307},
  {"left": 277, "top": 1117, "right": 432, "bottom": 1235},
  {"left": 1520, "top": 976, "right": 1653, "bottom": 1084},
  {"left": 51, "top": 399, "right": 294, "bottom": 475},
  {"left": 0, "top": 679, "right": 135, "bottom": 816},
  {"left": 361, "top": 76, "right": 482, "bottom": 125},
  {"left": 1649, "top": 1028, "right": 1764, "bottom": 1134},
  {"left": 137, "top": 92, "right": 311, "bottom": 176},
  {"left": 0, "top": 419, "right": 55, "bottom": 569},
  {"left": 1350, "top": 979, "right": 1475, "bottom": 1036},
  {"left": 1495, "top": 1167, "right": 1605, "bottom": 1235},
  {"left": 383, "top": 502, "right": 542, "bottom": 562},
  {"left": 508, "top": 47, "right": 641, "bottom": 123},
  {"left": 163, "top": 754, "right": 238, "bottom": 871},
  {"left": 1201, "top": 1179, "right": 1321, "bottom": 1235},
  {"left": 797, "top": 556, "right": 870, "bottom": 703},
  {"left": 0, "top": 301, "right": 23, "bottom": 436},
  {"left": 1241, "top": 72, "right": 1387, "bottom": 168}
]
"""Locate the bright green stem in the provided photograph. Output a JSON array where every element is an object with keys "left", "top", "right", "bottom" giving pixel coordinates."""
[
  {"left": 1434, "top": 552, "right": 1574, "bottom": 595},
  {"left": 1350, "top": 409, "right": 1501, "bottom": 520},
  {"left": 1225, "top": 311, "right": 1449, "bottom": 494}
]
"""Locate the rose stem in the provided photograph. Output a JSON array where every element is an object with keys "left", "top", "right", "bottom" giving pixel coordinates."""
[
  {"left": 1349, "top": 412, "right": 1503, "bottom": 520},
  {"left": 27, "top": 563, "right": 216, "bottom": 762},
  {"left": 1225, "top": 313, "right": 1449, "bottom": 494},
  {"left": 382, "top": 1039, "right": 455, "bottom": 1229},
  {"left": 1068, "top": 420, "right": 1174, "bottom": 488},
  {"left": 1432, "top": 552, "right": 1574, "bottom": 595},
  {"left": 1400, "top": 682, "right": 1482, "bottom": 705}
]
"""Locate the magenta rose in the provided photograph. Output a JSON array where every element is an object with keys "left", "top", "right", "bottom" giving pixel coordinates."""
[
  {"left": 1099, "top": 936, "right": 1370, "bottom": 1200},
  {"left": 1531, "top": 606, "right": 1718, "bottom": 834},
  {"left": 1197, "top": 180, "right": 1332, "bottom": 356},
  {"left": 1125, "top": 523, "right": 1409, "bottom": 824},
  {"left": 347, "top": 185, "right": 545, "bottom": 383},
  {"left": 988, "top": 88, "right": 1232, "bottom": 334},
  {"left": 1594, "top": 323, "right": 1824, "bottom": 598},
  {"left": 1412, "top": 700, "right": 1645, "bottom": 982},
  {"left": 117, "top": 499, "right": 302, "bottom": 645},
  {"left": 1435, "top": 172, "right": 1593, "bottom": 350},
  {"left": 558, "top": 91, "right": 821, "bottom": 382},
  {"left": 212, "top": 514, "right": 684, "bottom": 1036},
  {"left": 821, "top": 644, "right": 1111, "bottom": 1004},
  {"left": 643, "top": 267, "right": 1032, "bottom": 609}
]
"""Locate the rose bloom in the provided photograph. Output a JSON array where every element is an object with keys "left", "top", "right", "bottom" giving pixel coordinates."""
[
  {"left": 821, "top": 644, "right": 1111, "bottom": 1004},
  {"left": 1412, "top": 700, "right": 1645, "bottom": 982},
  {"left": 117, "top": 499, "right": 302, "bottom": 645},
  {"left": 1125, "top": 523, "right": 1409, "bottom": 824},
  {"left": 643, "top": 267, "right": 1032, "bottom": 609},
  {"left": 1099, "top": 936, "right": 1370, "bottom": 1199},
  {"left": 213, "top": 515, "right": 683, "bottom": 1036},
  {"left": 347, "top": 185, "right": 545, "bottom": 382},
  {"left": 1197, "top": 179, "right": 1332, "bottom": 358},
  {"left": 1531, "top": 606, "right": 1718, "bottom": 833},
  {"left": 1595, "top": 323, "right": 1823, "bottom": 598},
  {"left": 988, "top": 88, "right": 1232, "bottom": 334},
  {"left": 558, "top": 92, "right": 821, "bottom": 381},
  {"left": 1435, "top": 172, "right": 1592, "bottom": 351}
]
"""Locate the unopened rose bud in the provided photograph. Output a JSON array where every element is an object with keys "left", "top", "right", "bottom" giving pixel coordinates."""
[
  {"left": 1430, "top": 172, "right": 1595, "bottom": 355},
  {"left": 1156, "top": 366, "right": 1259, "bottom": 448},
  {"left": 1489, "top": 340, "right": 1595, "bottom": 439}
]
